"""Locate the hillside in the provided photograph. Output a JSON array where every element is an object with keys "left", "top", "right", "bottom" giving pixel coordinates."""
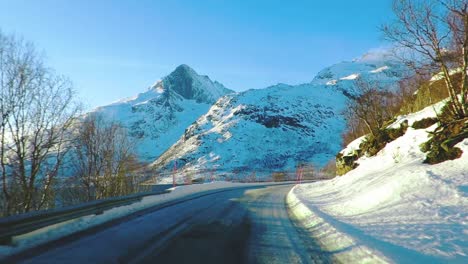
[
  {"left": 151, "top": 52, "right": 408, "bottom": 181},
  {"left": 288, "top": 101, "right": 468, "bottom": 263},
  {"left": 152, "top": 83, "right": 347, "bottom": 178},
  {"left": 313, "top": 50, "right": 406, "bottom": 96},
  {"left": 89, "top": 65, "right": 233, "bottom": 161}
]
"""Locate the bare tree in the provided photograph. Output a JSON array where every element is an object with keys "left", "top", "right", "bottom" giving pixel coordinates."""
[
  {"left": 382, "top": 0, "right": 468, "bottom": 118},
  {"left": 0, "top": 31, "right": 80, "bottom": 216},
  {"left": 344, "top": 79, "right": 401, "bottom": 138},
  {"left": 320, "top": 159, "right": 337, "bottom": 179},
  {"left": 70, "top": 115, "right": 140, "bottom": 201}
]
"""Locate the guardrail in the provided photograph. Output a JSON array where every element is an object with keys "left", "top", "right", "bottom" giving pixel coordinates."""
[
  {"left": 0, "top": 189, "right": 171, "bottom": 245},
  {"left": 0, "top": 179, "right": 321, "bottom": 246}
]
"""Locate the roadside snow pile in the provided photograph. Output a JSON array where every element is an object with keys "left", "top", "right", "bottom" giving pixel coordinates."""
[
  {"left": 0, "top": 181, "right": 274, "bottom": 259},
  {"left": 288, "top": 103, "right": 468, "bottom": 264}
]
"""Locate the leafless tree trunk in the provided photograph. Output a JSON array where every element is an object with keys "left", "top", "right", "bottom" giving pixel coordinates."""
[
  {"left": 71, "top": 115, "right": 140, "bottom": 201},
  {"left": 382, "top": 0, "right": 468, "bottom": 118},
  {"left": 344, "top": 79, "right": 401, "bottom": 138},
  {"left": 0, "top": 31, "right": 79, "bottom": 216}
]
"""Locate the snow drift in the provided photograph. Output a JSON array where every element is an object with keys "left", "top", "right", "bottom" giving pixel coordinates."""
[{"left": 288, "top": 102, "right": 468, "bottom": 263}]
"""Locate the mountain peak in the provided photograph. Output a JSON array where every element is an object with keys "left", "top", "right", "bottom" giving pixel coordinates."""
[
  {"left": 172, "top": 64, "right": 197, "bottom": 76},
  {"left": 356, "top": 48, "right": 393, "bottom": 62},
  {"left": 162, "top": 65, "right": 232, "bottom": 104},
  {"left": 175, "top": 64, "right": 193, "bottom": 70}
]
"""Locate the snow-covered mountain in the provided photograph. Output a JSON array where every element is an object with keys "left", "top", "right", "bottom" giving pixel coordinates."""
[
  {"left": 313, "top": 50, "right": 406, "bottom": 96},
  {"left": 152, "top": 83, "right": 346, "bottom": 177},
  {"left": 89, "top": 64, "right": 233, "bottom": 161},
  {"left": 151, "top": 52, "right": 408, "bottom": 180}
]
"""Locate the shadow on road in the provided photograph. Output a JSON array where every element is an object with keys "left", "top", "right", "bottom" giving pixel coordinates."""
[{"left": 143, "top": 219, "right": 251, "bottom": 264}]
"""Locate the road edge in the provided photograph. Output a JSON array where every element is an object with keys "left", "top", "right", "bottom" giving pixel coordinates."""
[
  {"left": 3, "top": 183, "right": 293, "bottom": 262},
  {"left": 285, "top": 185, "right": 390, "bottom": 264}
]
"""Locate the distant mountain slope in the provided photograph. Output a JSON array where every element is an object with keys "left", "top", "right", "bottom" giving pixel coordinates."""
[
  {"left": 90, "top": 64, "right": 233, "bottom": 161},
  {"left": 151, "top": 52, "right": 408, "bottom": 181},
  {"left": 152, "top": 83, "right": 346, "bottom": 176},
  {"left": 312, "top": 51, "right": 406, "bottom": 96}
]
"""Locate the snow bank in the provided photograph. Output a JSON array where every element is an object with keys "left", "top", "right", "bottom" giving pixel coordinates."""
[
  {"left": 430, "top": 68, "right": 462, "bottom": 82},
  {"left": 388, "top": 99, "right": 446, "bottom": 129},
  {"left": 340, "top": 135, "right": 366, "bottom": 157},
  {"left": 287, "top": 106, "right": 468, "bottom": 263},
  {"left": 0, "top": 181, "right": 278, "bottom": 259}
]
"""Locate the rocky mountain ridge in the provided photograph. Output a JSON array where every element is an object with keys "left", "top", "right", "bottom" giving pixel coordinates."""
[
  {"left": 90, "top": 65, "right": 233, "bottom": 161},
  {"left": 148, "top": 52, "right": 408, "bottom": 181}
]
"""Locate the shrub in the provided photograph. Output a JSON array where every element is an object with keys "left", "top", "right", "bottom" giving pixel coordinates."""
[
  {"left": 412, "top": 117, "right": 439, "bottom": 129},
  {"left": 336, "top": 152, "right": 360, "bottom": 176},
  {"left": 421, "top": 117, "right": 468, "bottom": 164},
  {"left": 342, "top": 79, "right": 402, "bottom": 146},
  {"left": 272, "top": 172, "right": 286, "bottom": 182},
  {"left": 400, "top": 73, "right": 461, "bottom": 115},
  {"left": 337, "top": 120, "right": 409, "bottom": 175},
  {"left": 321, "top": 160, "right": 337, "bottom": 178},
  {"left": 360, "top": 120, "right": 408, "bottom": 156}
]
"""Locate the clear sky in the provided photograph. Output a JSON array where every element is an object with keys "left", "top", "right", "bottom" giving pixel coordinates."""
[{"left": 0, "top": 0, "right": 393, "bottom": 109}]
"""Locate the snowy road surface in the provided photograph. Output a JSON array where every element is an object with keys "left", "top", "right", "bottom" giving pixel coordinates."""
[{"left": 13, "top": 184, "right": 326, "bottom": 264}]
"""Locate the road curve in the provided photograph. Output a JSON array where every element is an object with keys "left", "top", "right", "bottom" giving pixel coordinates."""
[{"left": 15, "top": 184, "right": 327, "bottom": 264}]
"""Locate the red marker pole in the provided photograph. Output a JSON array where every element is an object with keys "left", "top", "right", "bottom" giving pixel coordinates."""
[
  {"left": 299, "top": 167, "right": 303, "bottom": 184},
  {"left": 296, "top": 167, "right": 300, "bottom": 184},
  {"left": 173, "top": 160, "right": 177, "bottom": 188}
]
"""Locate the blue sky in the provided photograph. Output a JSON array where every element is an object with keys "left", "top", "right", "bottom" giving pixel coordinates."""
[{"left": 0, "top": 0, "right": 393, "bottom": 109}]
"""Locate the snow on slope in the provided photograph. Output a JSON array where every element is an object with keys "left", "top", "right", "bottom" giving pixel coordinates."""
[
  {"left": 152, "top": 83, "right": 347, "bottom": 180},
  {"left": 151, "top": 51, "right": 408, "bottom": 181},
  {"left": 313, "top": 50, "right": 406, "bottom": 96},
  {"left": 288, "top": 102, "right": 468, "bottom": 263},
  {"left": 89, "top": 64, "right": 233, "bottom": 161}
]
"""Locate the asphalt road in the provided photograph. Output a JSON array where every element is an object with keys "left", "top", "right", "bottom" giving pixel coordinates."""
[{"left": 15, "top": 184, "right": 328, "bottom": 264}]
